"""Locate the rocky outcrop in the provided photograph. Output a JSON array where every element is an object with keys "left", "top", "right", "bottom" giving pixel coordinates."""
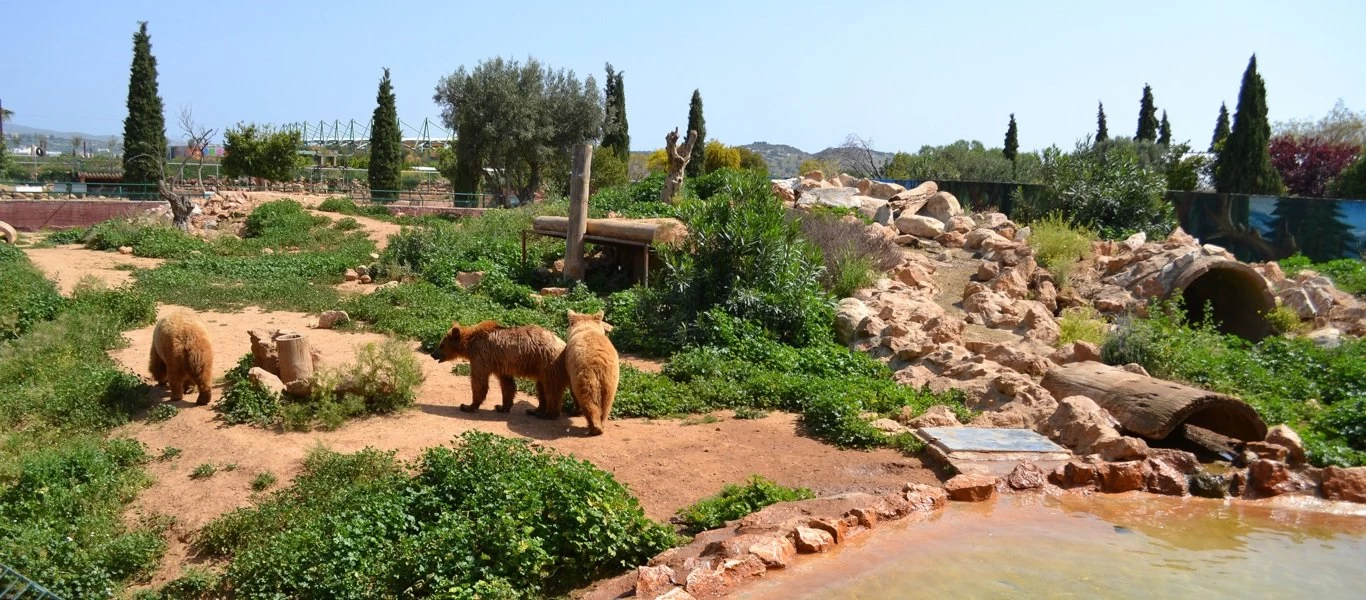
[{"left": 1321, "top": 467, "right": 1366, "bottom": 503}]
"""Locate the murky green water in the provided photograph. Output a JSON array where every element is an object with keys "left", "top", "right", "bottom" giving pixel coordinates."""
[{"left": 737, "top": 493, "right": 1366, "bottom": 599}]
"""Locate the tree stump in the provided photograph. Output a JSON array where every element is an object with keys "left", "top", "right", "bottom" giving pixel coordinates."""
[
  {"left": 564, "top": 143, "right": 592, "bottom": 281},
  {"left": 275, "top": 333, "right": 314, "bottom": 392},
  {"left": 660, "top": 128, "right": 699, "bottom": 204}
]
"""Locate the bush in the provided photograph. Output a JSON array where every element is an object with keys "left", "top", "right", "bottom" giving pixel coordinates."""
[
  {"left": 197, "top": 433, "right": 676, "bottom": 598},
  {"left": 1017, "top": 140, "right": 1175, "bottom": 240},
  {"left": 586, "top": 174, "right": 678, "bottom": 219},
  {"left": 1264, "top": 305, "right": 1305, "bottom": 334},
  {"left": 43, "top": 227, "right": 89, "bottom": 244},
  {"left": 251, "top": 472, "right": 278, "bottom": 492},
  {"left": 794, "top": 208, "right": 901, "bottom": 297},
  {"left": 242, "top": 199, "right": 330, "bottom": 245},
  {"left": 1057, "top": 306, "right": 1109, "bottom": 347},
  {"left": 85, "top": 217, "right": 209, "bottom": 258},
  {"left": 317, "top": 196, "right": 359, "bottom": 213},
  {"left": 141, "top": 567, "right": 222, "bottom": 600},
  {"left": 1027, "top": 213, "right": 1094, "bottom": 288},
  {"left": 1281, "top": 254, "right": 1366, "bottom": 296},
  {"left": 327, "top": 339, "right": 426, "bottom": 414},
  {"left": 1101, "top": 302, "right": 1366, "bottom": 466},
  {"left": 216, "top": 354, "right": 282, "bottom": 427},
  {"left": 674, "top": 476, "right": 814, "bottom": 534},
  {"left": 334, "top": 216, "right": 361, "bottom": 231},
  {"left": 0, "top": 244, "right": 64, "bottom": 340}
]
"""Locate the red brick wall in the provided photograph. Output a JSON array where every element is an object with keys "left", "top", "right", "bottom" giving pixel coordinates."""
[{"left": 0, "top": 200, "right": 166, "bottom": 231}]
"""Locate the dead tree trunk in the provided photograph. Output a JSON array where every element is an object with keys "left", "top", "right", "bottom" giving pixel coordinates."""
[
  {"left": 660, "top": 128, "right": 698, "bottom": 204},
  {"left": 564, "top": 144, "right": 592, "bottom": 281},
  {"left": 159, "top": 180, "right": 195, "bottom": 232}
]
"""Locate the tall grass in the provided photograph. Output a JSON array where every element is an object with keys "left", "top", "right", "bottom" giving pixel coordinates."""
[{"left": 1028, "top": 213, "right": 1094, "bottom": 288}]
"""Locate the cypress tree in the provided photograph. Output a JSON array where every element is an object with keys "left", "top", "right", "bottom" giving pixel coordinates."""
[
  {"left": 1214, "top": 55, "right": 1283, "bottom": 194},
  {"left": 685, "top": 90, "right": 706, "bottom": 177},
  {"left": 1096, "top": 102, "right": 1109, "bottom": 142},
  {"left": 1003, "top": 114, "right": 1019, "bottom": 179},
  {"left": 1136, "top": 84, "right": 1159, "bottom": 142},
  {"left": 121, "top": 22, "right": 166, "bottom": 186},
  {"left": 1210, "top": 102, "right": 1231, "bottom": 152},
  {"left": 368, "top": 68, "right": 403, "bottom": 199},
  {"left": 602, "top": 64, "right": 630, "bottom": 161},
  {"left": 1158, "top": 110, "right": 1172, "bottom": 145}
]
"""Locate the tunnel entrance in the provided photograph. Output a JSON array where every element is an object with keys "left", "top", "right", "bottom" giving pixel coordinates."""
[{"left": 1174, "top": 262, "right": 1275, "bottom": 342}]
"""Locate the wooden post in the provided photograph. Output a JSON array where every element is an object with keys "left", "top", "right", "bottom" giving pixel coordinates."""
[{"left": 564, "top": 143, "right": 592, "bottom": 281}]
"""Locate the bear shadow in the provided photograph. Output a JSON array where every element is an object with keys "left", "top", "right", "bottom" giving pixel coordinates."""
[{"left": 416, "top": 398, "right": 593, "bottom": 440}]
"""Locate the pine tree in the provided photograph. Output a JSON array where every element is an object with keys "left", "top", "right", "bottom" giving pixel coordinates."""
[
  {"left": 1003, "top": 114, "right": 1019, "bottom": 179},
  {"left": 121, "top": 22, "right": 166, "bottom": 186},
  {"left": 685, "top": 90, "right": 706, "bottom": 178},
  {"left": 1210, "top": 102, "right": 1231, "bottom": 152},
  {"left": 1214, "top": 55, "right": 1284, "bottom": 195},
  {"left": 368, "top": 68, "right": 403, "bottom": 199},
  {"left": 1136, "top": 84, "right": 1159, "bottom": 142},
  {"left": 1158, "top": 110, "right": 1172, "bottom": 145},
  {"left": 601, "top": 64, "right": 630, "bottom": 161},
  {"left": 1096, "top": 102, "right": 1109, "bottom": 142}
]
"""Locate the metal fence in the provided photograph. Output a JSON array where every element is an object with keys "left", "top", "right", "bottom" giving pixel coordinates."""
[{"left": 0, "top": 565, "right": 62, "bottom": 600}]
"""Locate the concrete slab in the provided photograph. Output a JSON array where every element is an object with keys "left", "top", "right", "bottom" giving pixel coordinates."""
[{"left": 918, "top": 427, "right": 1071, "bottom": 477}]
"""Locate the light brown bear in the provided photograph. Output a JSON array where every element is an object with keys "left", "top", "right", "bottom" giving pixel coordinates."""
[
  {"left": 559, "top": 310, "right": 619, "bottom": 436},
  {"left": 149, "top": 309, "right": 215, "bottom": 405},
  {"left": 431, "top": 321, "right": 566, "bottom": 414}
]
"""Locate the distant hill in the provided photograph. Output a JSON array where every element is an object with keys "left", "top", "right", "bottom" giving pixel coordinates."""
[
  {"left": 7, "top": 124, "right": 117, "bottom": 141},
  {"left": 740, "top": 141, "right": 895, "bottom": 178}
]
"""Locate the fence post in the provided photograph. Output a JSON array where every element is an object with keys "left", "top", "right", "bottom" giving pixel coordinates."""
[{"left": 564, "top": 143, "right": 593, "bottom": 281}]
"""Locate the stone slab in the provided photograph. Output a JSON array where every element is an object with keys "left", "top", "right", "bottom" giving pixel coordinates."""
[{"left": 919, "top": 427, "right": 1066, "bottom": 453}]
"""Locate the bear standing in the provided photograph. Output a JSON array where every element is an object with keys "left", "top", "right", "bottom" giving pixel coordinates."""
[
  {"left": 149, "top": 309, "right": 215, "bottom": 405},
  {"left": 562, "top": 310, "right": 620, "bottom": 436},
  {"left": 431, "top": 321, "right": 566, "bottom": 414}
]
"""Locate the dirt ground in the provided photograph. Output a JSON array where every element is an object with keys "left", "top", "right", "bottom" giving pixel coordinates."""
[
  {"left": 107, "top": 304, "right": 935, "bottom": 584},
  {"left": 25, "top": 244, "right": 164, "bottom": 294}
]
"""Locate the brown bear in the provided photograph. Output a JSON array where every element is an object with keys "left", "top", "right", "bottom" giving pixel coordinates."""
[
  {"left": 149, "top": 309, "right": 215, "bottom": 405},
  {"left": 559, "top": 310, "right": 619, "bottom": 436},
  {"left": 430, "top": 320, "right": 566, "bottom": 414}
]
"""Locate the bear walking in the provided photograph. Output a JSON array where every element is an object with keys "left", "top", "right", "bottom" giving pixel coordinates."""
[
  {"left": 431, "top": 321, "right": 566, "bottom": 414},
  {"left": 149, "top": 309, "right": 215, "bottom": 405},
  {"left": 561, "top": 310, "right": 619, "bottom": 436}
]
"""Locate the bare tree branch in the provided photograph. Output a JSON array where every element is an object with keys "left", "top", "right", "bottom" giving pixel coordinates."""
[
  {"left": 178, "top": 104, "right": 217, "bottom": 189},
  {"left": 839, "top": 134, "right": 888, "bottom": 179}
]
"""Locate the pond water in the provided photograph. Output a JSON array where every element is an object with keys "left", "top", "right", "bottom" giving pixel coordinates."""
[{"left": 736, "top": 493, "right": 1366, "bottom": 599}]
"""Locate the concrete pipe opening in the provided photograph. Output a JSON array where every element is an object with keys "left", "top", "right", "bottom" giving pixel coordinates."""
[{"left": 1170, "top": 260, "right": 1275, "bottom": 342}]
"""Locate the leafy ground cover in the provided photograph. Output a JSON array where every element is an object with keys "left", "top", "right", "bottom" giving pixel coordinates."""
[{"left": 674, "top": 476, "right": 814, "bottom": 535}]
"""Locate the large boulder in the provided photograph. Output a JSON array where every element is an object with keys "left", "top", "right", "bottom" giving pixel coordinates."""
[
  {"left": 903, "top": 404, "right": 962, "bottom": 428},
  {"left": 965, "top": 228, "right": 1011, "bottom": 251},
  {"left": 1043, "top": 395, "right": 1121, "bottom": 454},
  {"left": 857, "top": 196, "right": 893, "bottom": 225},
  {"left": 945, "top": 474, "right": 998, "bottom": 501},
  {"left": 795, "top": 186, "right": 861, "bottom": 209},
  {"left": 1006, "top": 462, "right": 1048, "bottom": 490},
  {"left": 888, "top": 181, "right": 938, "bottom": 213},
  {"left": 834, "top": 298, "right": 871, "bottom": 344},
  {"left": 1264, "top": 424, "right": 1306, "bottom": 465},
  {"left": 864, "top": 180, "right": 906, "bottom": 200},
  {"left": 895, "top": 214, "right": 946, "bottom": 238},
  {"left": 1321, "top": 466, "right": 1366, "bottom": 503},
  {"left": 922, "top": 191, "right": 963, "bottom": 224},
  {"left": 1100, "top": 460, "right": 1151, "bottom": 493},
  {"left": 945, "top": 215, "right": 975, "bottom": 234}
]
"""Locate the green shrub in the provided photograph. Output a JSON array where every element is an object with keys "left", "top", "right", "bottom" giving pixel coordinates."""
[
  {"left": 334, "top": 216, "right": 361, "bottom": 231},
  {"left": 197, "top": 433, "right": 676, "bottom": 598},
  {"left": 331, "top": 339, "right": 426, "bottom": 414},
  {"left": 1058, "top": 306, "right": 1109, "bottom": 347},
  {"left": 148, "top": 403, "right": 179, "bottom": 423},
  {"left": 86, "top": 217, "right": 210, "bottom": 258},
  {"left": 674, "top": 476, "right": 815, "bottom": 534},
  {"left": 586, "top": 173, "right": 679, "bottom": 219},
  {"left": 242, "top": 199, "right": 328, "bottom": 241},
  {"left": 1264, "top": 305, "right": 1306, "bottom": 334},
  {"left": 1017, "top": 140, "right": 1175, "bottom": 240},
  {"left": 158, "top": 447, "right": 182, "bottom": 461},
  {"left": 318, "top": 196, "right": 359, "bottom": 213},
  {"left": 1101, "top": 302, "right": 1366, "bottom": 466},
  {"left": 1028, "top": 213, "right": 1094, "bottom": 287},
  {"left": 0, "top": 243, "right": 64, "bottom": 340},
  {"left": 144, "top": 567, "right": 222, "bottom": 600},
  {"left": 795, "top": 209, "right": 901, "bottom": 298},
  {"left": 251, "top": 471, "right": 278, "bottom": 492},
  {"left": 191, "top": 463, "right": 217, "bottom": 479},
  {"left": 216, "top": 354, "right": 282, "bottom": 427},
  {"left": 43, "top": 227, "right": 89, "bottom": 244}
]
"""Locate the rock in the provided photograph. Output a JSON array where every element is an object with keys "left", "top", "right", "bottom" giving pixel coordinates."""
[
  {"left": 796, "top": 186, "right": 862, "bottom": 209},
  {"left": 935, "top": 231, "right": 966, "bottom": 248},
  {"left": 1247, "top": 459, "right": 1300, "bottom": 497},
  {"left": 355, "top": 265, "right": 369, "bottom": 277},
  {"left": 1094, "top": 435, "right": 1149, "bottom": 462},
  {"left": 315, "top": 310, "right": 350, "bottom": 329},
  {"left": 635, "top": 566, "right": 678, "bottom": 600},
  {"left": 1045, "top": 396, "right": 1121, "bottom": 455},
  {"left": 540, "top": 287, "right": 569, "bottom": 297},
  {"left": 864, "top": 180, "right": 906, "bottom": 200},
  {"left": 870, "top": 418, "right": 908, "bottom": 435},
  {"left": 806, "top": 517, "right": 849, "bottom": 544},
  {"left": 1145, "top": 458, "right": 1190, "bottom": 496},
  {"left": 857, "top": 197, "right": 893, "bottom": 225},
  {"left": 261, "top": 247, "right": 274, "bottom": 255},
  {"left": 976, "top": 261, "right": 1001, "bottom": 281},
  {"left": 1321, "top": 466, "right": 1366, "bottom": 503},
  {"left": 1189, "top": 470, "right": 1230, "bottom": 498},
  {"left": 343, "top": 268, "right": 359, "bottom": 282},
  {"left": 905, "top": 405, "right": 961, "bottom": 428},
  {"left": 377, "top": 281, "right": 400, "bottom": 290},
  {"left": 965, "top": 228, "right": 1011, "bottom": 251},
  {"left": 684, "top": 564, "right": 726, "bottom": 598},
  {"left": 1019, "top": 305, "right": 1061, "bottom": 345},
  {"left": 1006, "top": 462, "right": 1047, "bottom": 490},
  {"left": 1265, "top": 424, "right": 1306, "bottom": 465},
  {"left": 893, "top": 234, "right": 918, "bottom": 246},
  {"left": 247, "top": 367, "right": 286, "bottom": 398},
  {"left": 896, "top": 214, "right": 946, "bottom": 238},
  {"left": 891, "top": 262, "right": 938, "bottom": 291},
  {"left": 834, "top": 298, "right": 872, "bottom": 344},
  {"left": 1279, "top": 287, "right": 1321, "bottom": 319},
  {"left": 455, "top": 271, "right": 486, "bottom": 289},
  {"left": 747, "top": 536, "right": 797, "bottom": 568},
  {"left": 1147, "top": 448, "right": 1199, "bottom": 475},
  {"left": 944, "top": 215, "right": 975, "bottom": 234},
  {"left": 118, "top": 246, "right": 134, "bottom": 255},
  {"left": 1100, "top": 460, "right": 1150, "bottom": 493},
  {"left": 791, "top": 526, "right": 835, "bottom": 553},
  {"left": 1120, "top": 231, "right": 1147, "bottom": 252},
  {"left": 1014, "top": 226, "right": 1032, "bottom": 242},
  {"left": 1049, "top": 341, "right": 1102, "bottom": 365},
  {"left": 1036, "top": 280, "right": 1058, "bottom": 313},
  {"left": 658, "top": 588, "right": 697, "bottom": 600},
  {"left": 1244, "top": 441, "right": 1289, "bottom": 462},
  {"left": 888, "top": 181, "right": 937, "bottom": 212},
  {"left": 720, "top": 555, "right": 767, "bottom": 588},
  {"left": 922, "top": 191, "right": 963, "bottom": 224},
  {"left": 1305, "top": 327, "right": 1342, "bottom": 349},
  {"left": 990, "top": 266, "right": 1031, "bottom": 299},
  {"left": 1120, "top": 363, "right": 1150, "bottom": 377},
  {"left": 1050, "top": 461, "right": 1101, "bottom": 489},
  {"left": 945, "top": 474, "right": 998, "bottom": 502},
  {"left": 359, "top": 274, "right": 373, "bottom": 284},
  {"left": 803, "top": 170, "right": 825, "bottom": 182}
]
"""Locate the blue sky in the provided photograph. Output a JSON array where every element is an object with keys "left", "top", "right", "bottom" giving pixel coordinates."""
[{"left": 3, "top": 0, "right": 1364, "bottom": 153}]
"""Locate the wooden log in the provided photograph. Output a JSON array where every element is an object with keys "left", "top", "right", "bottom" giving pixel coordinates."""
[
  {"left": 275, "top": 333, "right": 314, "bottom": 391},
  {"left": 1041, "top": 362, "right": 1266, "bottom": 442},
  {"left": 532, "top": 216, "right": 688, "bottom": 245},
  {"left": 564, "top": 143, "right": 592, "bottom": 281},
  {"left": 0, "top": 220, "right": 16, "bottom": 244}
]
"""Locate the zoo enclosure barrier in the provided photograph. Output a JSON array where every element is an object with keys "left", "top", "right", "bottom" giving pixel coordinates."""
[{"left": 0, "top": 564, "right": 63, "bottom": 599}]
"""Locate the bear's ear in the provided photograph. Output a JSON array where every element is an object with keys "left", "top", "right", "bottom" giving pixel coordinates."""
[
  {"left": 600, "top": 320, "right": 614, "bottom": 333},
  {"left": 592, "top": 311, "right": 605, "bottom": 320}
]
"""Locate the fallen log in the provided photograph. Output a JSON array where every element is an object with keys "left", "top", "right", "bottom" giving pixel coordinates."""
[
  {"left": 1041, "top": 362, "right": 1266, "bottom": 443},
  {"left": 532, "top": 216, "right": 688, "bottom": 245}
]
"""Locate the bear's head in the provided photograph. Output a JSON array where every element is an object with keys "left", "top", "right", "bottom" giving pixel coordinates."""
[
  {"left": 566, "top": 310, "right": 613, "bottom": 334},
  {"left": 431, "top": 321, "right": 499, "bottom": 362}
]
